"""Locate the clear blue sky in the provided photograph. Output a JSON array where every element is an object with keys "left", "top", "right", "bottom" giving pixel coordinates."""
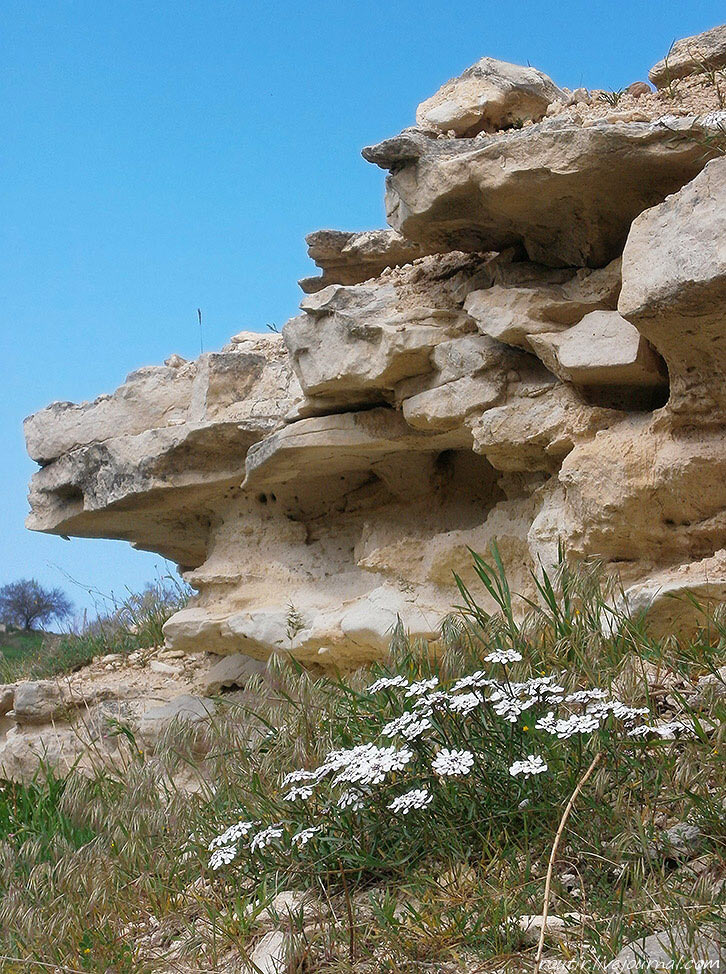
[{"left": 2, "top": 0, "right": 723, "bottom": 617}]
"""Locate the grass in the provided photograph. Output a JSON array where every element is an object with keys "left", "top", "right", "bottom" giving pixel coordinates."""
[
  {"left": 0, "top": 629, "right": 47, "bottom": 672},
  {"left": 0, "top": 577, "right": 189, "bottom": 684},
  {"left": 0, "top": 551, "right": 724, "bottom": 972}
]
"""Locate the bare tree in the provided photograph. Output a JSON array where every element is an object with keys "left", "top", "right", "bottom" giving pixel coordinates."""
[{"left": 0, "top": 579, "right": 73, "bottom": 631}]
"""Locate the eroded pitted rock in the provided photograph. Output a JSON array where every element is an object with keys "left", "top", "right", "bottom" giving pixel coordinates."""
[{"left": 284, "top": 251, "right": 499, "bottom": 409}]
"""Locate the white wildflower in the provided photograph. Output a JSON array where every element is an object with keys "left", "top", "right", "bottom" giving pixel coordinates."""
[
  {"left": 446, "top": 691, "right": 485, "bottom": 715},
  {"left": 382, "top": 711, "right": 432, "bottom": 740},
  {"left": 282, "top": 785, "right": 315, "bottom": 802},
  {"left": 388, "top": 788, "right": 433, "bottom": 815},
  {"left": 432, "top": 748, "right": 474, "bottom": 777},
  {"left": 337, "top": 789, "right": 367, "bottom": 811},
  {"left": 539, "top": 711, "right": 602, "bottom": 739},
  {"left": 509, "top": 754, "right": 548, "bottom": 778},
  {"left": 291, "top": 826, "right": 321, "bottom": 847},
  {"left": 485, "top": 648, "right": 523, "bottom": 665},
  {"left": 628, "top": 720, "right": 692, "bottom": 740},
  {"left": 535, "top": 711, "right": 557, "bottom": 734},
  {"left": 367, "top": 675, "right": 409, "bottom": 693},
  {"left": 565, "top": 688, "right": 609, "bottom": 704},
  {"left": 250, "top": 825, "right": 284, "bottom": 853},
  {"left": 451, "top": 671, "right": 495, "bottom": 693},
  {"left": 330, "top": 744, "right": 413, "bottom": 787},
  {"left": 209, "top": 844, "right": 238, "bottom": 870},
  {"left": 208, "top": 820, "right": 257, "bottom": 851},
  {"left": 281, "top": 767, "right": 326, "bottom": 788},
  {"left": 405, "top": 677, "right": 440, "bottom": 698}
]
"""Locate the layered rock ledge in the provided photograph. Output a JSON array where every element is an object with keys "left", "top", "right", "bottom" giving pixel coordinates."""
[{"left": 24, "top": 27, "right": 726, "bottom": 670}]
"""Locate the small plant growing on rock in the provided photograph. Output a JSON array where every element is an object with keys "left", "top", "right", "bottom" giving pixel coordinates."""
[{"left": 599, "top": 88, "right": 625, "bottom": 107}]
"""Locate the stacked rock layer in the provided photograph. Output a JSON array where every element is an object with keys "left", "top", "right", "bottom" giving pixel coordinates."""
[{"left": 25, "top": 27, "right": 726, "bottom": 666}]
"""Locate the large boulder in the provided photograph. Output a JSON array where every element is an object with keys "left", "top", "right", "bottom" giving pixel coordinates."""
[
  {"left": 649, "top": 23, "right": 726, "bottom": 88},
  {"left": 619, "top": 156, "right": 726, "bottom": 422},
  {"left": 416, "top": 57, "right": 566, "bottom": 136},
  {"left": 527, "top": 311, "right": 667, "bottom": 388},
  {"left": 362, "top": 118, "right": 721, "bottom": 267}
]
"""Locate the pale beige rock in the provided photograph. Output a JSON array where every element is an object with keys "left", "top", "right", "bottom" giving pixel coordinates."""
[
  {"left": 623, "top": 551, "right": 726, "bottom": 638},
  {"left": 201, "top": 653, "right": 268, "bottom": 694},
  {"left": 607, "top": 926, "right": 724, "bottom": 973},
  {"left": 469, "top": 375, "right": 619, "bottom": 472},
  {"left": 528, "top": 311, "right": 667, "bottom": 387},
  {"left": 138, "top": 694, "right": 216, "bottom": 743},
  {"left": 464, "top": 259, "right": 621, "bottom": 350},
  {"left": 285, "top": 252, "right": 501, "bottom": 407},
  {"left": 25, "top": 334, "right": 302, "bottom": 567},
  {"left": 362, "top": 119, "right": 719, "bottom": 267},
  {"left": 649, "top": 23, "right": 726, "bottom": 88},
  {"left": 619, "top": 156, "right": 726, "bottom": 422},
  {"left": 22, "top": 36, "right": 726, "bottom": 675},
  {"left": 0, "top": 687, "right": 14, "bottom": 717},
  {"left": 299, "top": 228, "right": 435, "bottom": 293},
  {"left": 416, "top": 58, "right": 565, "bottom": 136},
  {"left": 245, "top": 930, "right": 289, "bottom": 974}
]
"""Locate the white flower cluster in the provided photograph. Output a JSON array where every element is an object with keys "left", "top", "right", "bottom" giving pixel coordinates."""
[
  {"left": 330, "top": 743, "right": 414, "bottom": 786},
  {"left": 628, "top": 720, "right": 692, "bottom": 740},
  {"left": 209, "top": 844, "right": 239, "bottom": 870},
  {"left": 283, "top": 785, "right": 315, "bottom": 802},
  {"left": 207, "top": 656, "right": 679, "bottom": 872},
  {"left": 208, "top": 820, "right": 256, "bottom": 851},
  {"left": 337, "top": 789, "right": 367, "bottom": 811},
  {"left": 432, "top": 748, "right": 474, "bottom": 777},
  {"left": 388, "top": 788, "right": 433, "bottom": 815},
  {"left": 450, "top": 671, "right": 495, "bottom": 693},
  {"left": 382, "top": 711, "right": 432, "bottom": 740},
  {"left": 291, "top": 826, "right": 321, "bottom": 847},
  {"left": 367, "top": 674, "right": 410, "bottom": 693},
  {"left": 509, "top": 754, "right": 548, "bottom": 778},
  {"left": 405, "top": 676, "right": 440, "bottom": 697},
  {"left": 250, "top": 825, "right": 284, "bottom": 853},
  {"left": 484, "top": 648, "right": 523, "bottom": 664},
  {"left": 535, "top": 693, "right": 650, "bottom": 739}
]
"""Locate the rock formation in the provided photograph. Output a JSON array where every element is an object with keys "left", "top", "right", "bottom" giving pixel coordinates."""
[{"left": 24, "top": 27, "right": 726, "bottom": 669}]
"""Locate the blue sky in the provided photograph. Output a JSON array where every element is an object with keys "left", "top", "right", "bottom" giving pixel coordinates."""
[{"left": 2, "top": 0, "right": 723, "bottom": 617}]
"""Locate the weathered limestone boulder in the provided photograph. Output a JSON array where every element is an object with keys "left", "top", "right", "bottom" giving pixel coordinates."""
[
  {"left": 23, "top": 30, "right": 726, "bottom": 667},
  {"left": 622, "top": 551, "right": 726, "bottom": 639},
  {"left": 464, "top": 258, "right": 622, "bottom": 351},
  {"left": 25, "top": 334, "right": 301, "bottom": 567},
  {"left": 619, "top": 155, "right": 726, "bottom": 423},
  {"left": 362, "top": 118, "right": 720, "bottom": 267},
  {"left": 416, "top": 57, "right": 566, "bottom": 136},
  {"left": 299, "top": 229, "right": 435, "bottom": 293},
  {"left": 284, "top": 251, "right": 501, "bottom": 408},
  {"left": 649, "top": 23, "right": 726, "bottom": 88},
  {"left": 527, "top": 311, "right": 667, "bottom": 388}
]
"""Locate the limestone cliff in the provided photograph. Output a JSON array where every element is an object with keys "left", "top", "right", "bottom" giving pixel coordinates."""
[{"left": 25, "top": 29, "right": 726, "bottom": 666}]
